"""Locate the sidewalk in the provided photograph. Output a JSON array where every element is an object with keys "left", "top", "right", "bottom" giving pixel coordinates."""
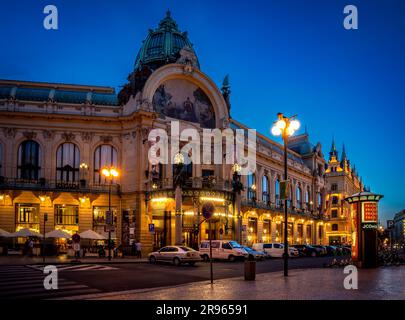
[
  {"left": 0, "top": 255, "right": 148, "bottom": 265},
  {"left": 61, "top": 266, "right": 405, "bottom": 300}
]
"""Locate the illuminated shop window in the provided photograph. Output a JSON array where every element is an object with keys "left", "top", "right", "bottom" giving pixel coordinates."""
[
  {"left": 93, "top": 206, "right": 118, "bottom": 226},
  {"left": 15, "top": 203, "right": 40, "bottom": 231},
  {"left": 55, "top": 205, "right": 79, "bottom": 226}
]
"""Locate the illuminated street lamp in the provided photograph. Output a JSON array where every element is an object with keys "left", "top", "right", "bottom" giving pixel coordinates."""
[
  {"left": 271, "top": 113, "right": 300, "bottom": 277},
  {"left": 101, "top": 166, "right": 119, "bottom": 261}
]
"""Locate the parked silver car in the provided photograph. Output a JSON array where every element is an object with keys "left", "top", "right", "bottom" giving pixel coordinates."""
[{"left": 148, "top": 246, "right": 202, "bottom": 266}]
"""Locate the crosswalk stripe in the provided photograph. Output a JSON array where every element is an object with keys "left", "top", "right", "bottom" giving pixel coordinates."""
[
  {"left": 0, "top": 275, "right": 44, "bottom": 281},
  {"left": 0, "top": 265, "right": 101, "bottom": 299},
  {"left": 0, "top": 284, "right": 91, "bottom": 296},
  {"left": 0, "top": 280, "right": 76, "bottom": 290},
  {"left": 28, "top": 264, "right": 118, "bottom": 272}
]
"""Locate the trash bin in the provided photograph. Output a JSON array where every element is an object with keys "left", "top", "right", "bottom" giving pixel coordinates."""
[{"left": 244, "top": 260, "right": 256, "bottom": 281}]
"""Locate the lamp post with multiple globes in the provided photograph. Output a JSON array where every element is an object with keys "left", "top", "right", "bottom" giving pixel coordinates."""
[
  {"left": 101, "top": 166, "right": 119, "bottom": 261},
  {"left": 271, "top": 113, "right": 300, "bottom": 277}
]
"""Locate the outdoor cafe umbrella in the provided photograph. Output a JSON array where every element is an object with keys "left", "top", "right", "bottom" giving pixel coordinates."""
[
  {"left": 11, "top": 228, "right": 43, "bottom": 238},
  {"left": 0, "top": 228, "right": 12, "bottom": 238},
  {"left": 45, "top": 229, "right": 72, "bottom": 239},
  {"left": 79, "top": 230, "right": 107, "bottom": 240}
]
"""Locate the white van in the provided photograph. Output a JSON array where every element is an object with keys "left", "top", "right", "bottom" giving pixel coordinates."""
[
  {"left": 199, "top": 240, "right": 247, "bottom": 262},
  {"left": 252, "top": 243, "right": 299, "bottom": 258}
]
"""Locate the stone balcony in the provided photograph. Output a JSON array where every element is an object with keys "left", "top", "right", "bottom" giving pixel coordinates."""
[{"left": 0, "top": 177, "right": 120, "bottom": 194}]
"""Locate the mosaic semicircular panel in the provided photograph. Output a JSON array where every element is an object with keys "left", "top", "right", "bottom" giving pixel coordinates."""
[{"left": 153, "top": 79, "right": 216, "bottom": 128}]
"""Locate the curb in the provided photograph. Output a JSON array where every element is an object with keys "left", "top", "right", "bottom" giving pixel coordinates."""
[{"left": 0, "top": 259, "right": 149, "bottom": 266}]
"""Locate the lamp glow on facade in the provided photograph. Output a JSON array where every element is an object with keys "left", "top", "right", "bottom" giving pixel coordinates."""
[
  {"left": 101, "top": 167, "right": 119, "bottom": 178},
  {"left": 80, "top": 162, "right": 89, "bottom": 169},
  {"left": 232, "top": 163, "right": 241, "bottom": 174},
  {"left": 174, "top": 152, "right": 185, "bottom": 165},
  {"left": 151, "top": 197, "right": 169, "bottom": 203},
  {"left": 200, "top": 197, "right": 225, "bottom": 203}
]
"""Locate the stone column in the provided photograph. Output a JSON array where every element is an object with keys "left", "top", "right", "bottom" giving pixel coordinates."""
[
  {"left": 271, "top": 220, "right": 277, "bottom": 242},
  {"left": 302, "top": 223, "right": 307, "bottom": 244},
  {"left": 257, "top": 220, "right": 263, "bottom": 243},
  {"left": 293, "top": 221, "right": 298, "bottom": 244},
  {"left": 175, "top": 185, "right": 182, "bottom": 245}
]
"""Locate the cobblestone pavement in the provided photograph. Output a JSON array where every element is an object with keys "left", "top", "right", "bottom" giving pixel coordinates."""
[{"left": 66, "top": 266, "right": 405, "bottom": 300}]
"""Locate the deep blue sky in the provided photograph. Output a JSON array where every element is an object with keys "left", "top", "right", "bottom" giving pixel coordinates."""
[{"left": 0, "top": 0, "right": 404, "bottom": 222}]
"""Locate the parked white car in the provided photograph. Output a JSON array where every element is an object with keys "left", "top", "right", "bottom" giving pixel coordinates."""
[
  {"left": 148, "top": 246, "right": 202, "bottom": 266},
  {"left": 199, "top": 240, "right": 247, "bottom": 262},
  {"left": 252, "top": 243, "right": 299, "bottom": 258}
]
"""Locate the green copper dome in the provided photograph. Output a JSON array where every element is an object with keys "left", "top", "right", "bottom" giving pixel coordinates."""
[{"left": 134, "top": 11, "right": 199, "bottom": 70}]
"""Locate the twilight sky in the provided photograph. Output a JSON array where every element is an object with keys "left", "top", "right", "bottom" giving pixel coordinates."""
[{"left": 0, "top": 0, "right": 404, "bottom": 223}]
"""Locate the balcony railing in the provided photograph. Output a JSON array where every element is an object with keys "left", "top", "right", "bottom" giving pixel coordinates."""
[
  {"left": 148, "top": 177, "right": 233, "bottom": 192},
  {"left": 241, "top": 199, "right": 325, "bottom": 219},
  {"left": 0, "top": 177, "right": 120, "bottom": 193}
]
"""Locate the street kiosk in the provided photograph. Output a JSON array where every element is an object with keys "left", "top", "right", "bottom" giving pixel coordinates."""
[{"left": 345, "top": 191, "right": 383, "bottom": 268}]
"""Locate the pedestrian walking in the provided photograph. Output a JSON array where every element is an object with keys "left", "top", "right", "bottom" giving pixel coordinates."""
[
  {"left": 28, "top": 238, "right": 34, "bottom": 257},
  {"left": 136, "top": 240, "right": 142, "bottom": 258}
]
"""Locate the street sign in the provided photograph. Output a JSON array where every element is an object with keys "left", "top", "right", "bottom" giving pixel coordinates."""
[
  {"left": 73, "top": 243, "right": 80, "bottom": 252},
  {"left": 387, "top": 220, "right": 394, "bottom": 229},
  {"left": 72, "top": 233, "right": 80, "bottom": 243},
  {"left": 105, "top": 225, "right": 115, "bottom": 232},
  {"left": 280, "top": 180, "right": 290, "bottom": 200},
  {"left": 202, "top": 202, "right": 215, "bottom": 220},
  {"left": 106, "top": 210, "right": 113, "bottom": 225},
  {"left": 148, "top": 223, "right": 155, "bottom": 233}
]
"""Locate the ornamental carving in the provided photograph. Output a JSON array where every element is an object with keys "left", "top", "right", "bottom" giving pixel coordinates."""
[
  {"left": 42, "top": 130, "right": 55, "bottom": 140},
  {"left": 61, "top": 132, "right": 76, "bottom": 142},
  {"left": 100, "top": 135, "right": 113, "bottom": 143},
  {"left": 81, "top": 132, "right": 94, "bottom": 143},
  {"left": 3, "top": 127, "right": 17, "bottom": 138},
  {"left": 23, "top": 131, "right": 37, "bottom": 140}
]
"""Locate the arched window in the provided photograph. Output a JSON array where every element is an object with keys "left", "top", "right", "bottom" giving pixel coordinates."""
[
  {"left": 56, "top": 143, "right": 80, "bottom": 182},
  {"left": 94, "top": 145, "right": 118, "bottom": 184},
  {"left": 296, "top": 186, "right": 302, "bottom": 209},
  {"left": 306, "top": 187, "right": 311, "bottom": 207},
  {"left": 247, "top": 173, "right": 256, "bottom": 200},
  {"left": 17, "top": 140, "right": 41, "bottom": 180},
  {"left": 275, "top": 179, "right": 280, "bottom": 207},
  {"left": 332, "top": 224, "right": 338, "bottom": 231},
  {"left": 317, "top": 192, "right": 323, "bottom": 212},
  {"left": 262, "top": 175, "right": 269, "bottom": 203}
]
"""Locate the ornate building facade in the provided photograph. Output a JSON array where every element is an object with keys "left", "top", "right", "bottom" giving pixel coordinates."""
[
  {"left": 324, "top": 140, "right": 364, "bottom": 245},
  {"left": 0, "top": 12, "right": 334, "bottom": 254}
]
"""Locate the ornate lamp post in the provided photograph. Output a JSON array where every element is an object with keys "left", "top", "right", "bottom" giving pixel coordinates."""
[
  {"left": 173, "top": 153, "right": 185, "bottom": 245},
  {"left": 101, "top": 166, "right": 119, "bottom": 261},
  {"left": 232, "top": 164, "right": 243, "bottom": 243},
  {"left": 271, "top": 113, "right": 300, "bottom": 277}
]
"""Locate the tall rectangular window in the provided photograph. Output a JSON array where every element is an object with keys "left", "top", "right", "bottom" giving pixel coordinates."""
[
  {"left": 16, "top": 204, "right": 40, "bottom": 231},
  {"left": 55, "top": 205, "right": 79, "bottom": 226}
]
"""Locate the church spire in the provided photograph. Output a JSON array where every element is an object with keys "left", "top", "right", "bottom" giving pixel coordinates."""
[
  {"left": 329, "top": 136, "right": 338, "bottom": 160},
  {"left": 341, "top": 143, "right": 347, "bottom": 162}
]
